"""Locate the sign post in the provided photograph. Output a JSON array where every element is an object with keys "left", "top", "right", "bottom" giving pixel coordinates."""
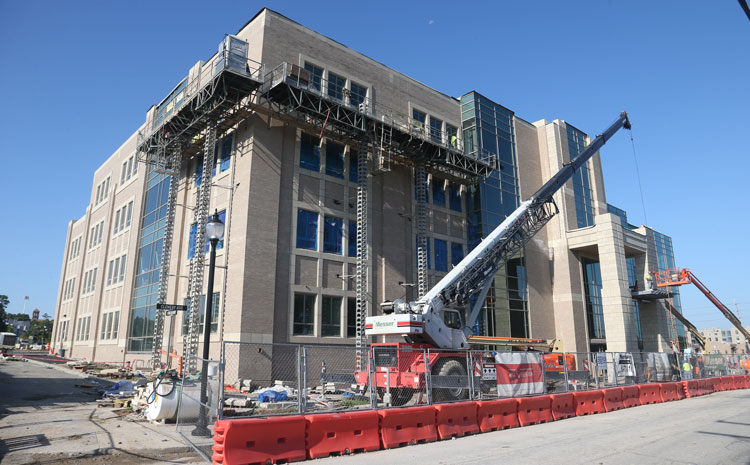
[{"left": 156, "top": 304, "right": 187, "bottom": 369}]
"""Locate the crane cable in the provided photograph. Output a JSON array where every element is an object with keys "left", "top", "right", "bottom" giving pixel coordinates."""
[{"left": 628, "top": 129, "right": 649, "bottom": 226}]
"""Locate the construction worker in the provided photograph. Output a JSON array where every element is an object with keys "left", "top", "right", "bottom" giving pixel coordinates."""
[
  {"left": 450, "top": 134, "right": 458, "bottom": 148},
  {"left": 682, "top": 359, "right": 693, "bottom": 380}
]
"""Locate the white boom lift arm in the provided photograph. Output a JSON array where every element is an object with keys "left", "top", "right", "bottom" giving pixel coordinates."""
[{"left": 366, "top": 112, "right": 632, "bottom": 349}]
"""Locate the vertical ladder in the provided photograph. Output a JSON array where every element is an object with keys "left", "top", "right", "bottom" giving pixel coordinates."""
[
  {"left": 183, "top": 120, "right": 217, "bottom": 374},
  {"left": 151, "top": 149, "right": 182, "bottom": 370},
  {"left": 375, "top": 120, "right": 392, "bottom": 172},
  {"left": 415, "top": 163, "right": 428, "bottom": 298},
  {"left": 355, "top": 143, "right": 369, "bottom": 372}
]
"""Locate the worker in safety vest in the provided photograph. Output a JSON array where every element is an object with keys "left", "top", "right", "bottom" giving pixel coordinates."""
[
  {"left": 682, "top": 360, "right": 693, "bottom": 380},
  {"left": 450, "top": 134, "right": 457, "bottom": 148}
]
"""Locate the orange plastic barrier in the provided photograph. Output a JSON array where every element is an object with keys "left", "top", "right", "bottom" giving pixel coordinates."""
[
  {"left": 305, "top": 411, "right": 380, "bottom": 459},
  {"left": 602, "top": 388, "right": 623, "bottom": 412},
  {"left": 745, "top": 375, "right": 750, "bottom": 389},
  {"left": 710, "top": 377, "right": 721, "bottom": 393},
  {"left": 516, "top": 395, "right": 553, "bottom": 426},
  {"left": 378, "top": 405, "right": 437, "bottom": 449},
  {"left": 573, "top": 390, "right": 605, "bottom": 416},
  {"left": 212, "top": 416, "right": 306, "bottom": 465},
  {"left": 732, "top": 376, "right": 745, "bottom": 390},
  {"left": 681, "top": 380, "right": 700, "bottom": 398},
  {"left": 550, "top": 393, "right": 577, "bottom": 421},
  {"left": 638, "top": 384, "right": 662, "bottom": 405},
  {"left": 659, "top": 382, "right": 682, "bottom": 402},
  {"left": 721, "top": 376, "right": 733, "bottom": 391},
  {"left": 621, "top": 386, "right": 640, "bottom": 408},
  {"left": 697, "top": 379, "right": 710, "bottom": 396},
  {"left": 477, "top": 398, "right": 519, "bottom": 432},
  {"left": 434, "top": 401, "right": 479, "bottom": 439}
]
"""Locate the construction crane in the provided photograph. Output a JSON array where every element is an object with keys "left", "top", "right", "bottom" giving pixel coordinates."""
[
  {"left": 654, "top": 268, "right": 750, "bottom": 345},
  {"left": 356, "top": 112, "right": 631, "bottom": 402}
]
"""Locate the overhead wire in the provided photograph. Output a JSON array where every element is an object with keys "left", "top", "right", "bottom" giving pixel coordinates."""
[{"left": 628, "top": 128, "right": 649, "bottom": 226}]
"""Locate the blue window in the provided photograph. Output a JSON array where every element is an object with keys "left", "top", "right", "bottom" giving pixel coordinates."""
[
  {"left": 434, "top": 239, "right": 448, "bottom": 272},
  {"left": 416, "top": 237, "right": 431, "bottom": 269},
  {"left": 293, "top": 293, "right": 315, "bottom": 335},
  {"left": 304, "top": 63, "right": 323, "bottom": 92},
  {"left": 350, "top": 82, "right": 367, "bottom": 108},
  {"left": 188, "top": 210, "right": 227, "bottom": 258},
  {"left": 323, "top": 216, "right": 343, "bottom": 254},
  {"left": 217, "top": 135, "right": 232, "bottom": 173},
  {"left": 325, "top": 142, "right": 345, "bottom": 178},
  {"left": 451, "top": 242, "right": 464, "bottom": 266},
  {"left": 449, "top": 183, "right": 462, "bottom": 212},
  {"left": 195, "top": 156, "right": 203, "bottom": 187},
  {"left": 429, "top": 116, "right": 442, "bottom": 142},
  {"left": 300, "top": 133, "right": 320, "bottom": 172},
  {"left": 328, "top": 72, "right": 346, "bottom": 100},
  {"left": 432, "top": 180, "right": 446, "bottom": 206},
  {"left": 296, "top": 209, "right": 318, "bottom": 250},
  {"left": 349, "top": 152, "right": 358, "bottom": 183},
  {"left": 188, "top": 223, "right": 197, "bottom": 259},
  {"left": 348, "top": 220, "right": 357, "bottom": 257}
]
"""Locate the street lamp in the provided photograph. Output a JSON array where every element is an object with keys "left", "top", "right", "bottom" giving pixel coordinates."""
[{"left": 193, "top": 210, "right": 224, "bottom": 436}]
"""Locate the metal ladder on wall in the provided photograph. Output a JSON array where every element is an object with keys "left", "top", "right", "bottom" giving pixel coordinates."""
[
  {"left": 374, "top": 120, "right": 392, "bottom": 172},
  {"left": 415, "top": 163, "right": 428, "bottom": 298},
  {"left": 183, "top": 121, "right": 217, "bottom": 374},
  {"left": 355, "top": 144, "right": 369, "bottom": 372}
]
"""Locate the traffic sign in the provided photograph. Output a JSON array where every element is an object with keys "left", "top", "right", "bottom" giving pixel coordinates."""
[{"left": 156, "top": 304, "right": 187, "bottom": 312}]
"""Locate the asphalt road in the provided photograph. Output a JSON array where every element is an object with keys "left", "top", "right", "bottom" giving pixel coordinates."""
[
  {"left": 12, "top": 350, "right": 71, "bottom": 364},
  {"left": 314, "top": 389, "right": 750, "bottom": 465}
]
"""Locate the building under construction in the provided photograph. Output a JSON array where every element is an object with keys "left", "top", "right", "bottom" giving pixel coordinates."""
[{"left": 51, "top": 8, "right": 687, "bottom": 368}]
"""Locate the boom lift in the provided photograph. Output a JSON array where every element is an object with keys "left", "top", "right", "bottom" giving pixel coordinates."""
[
  {"left": 356, "top": 112, "right": 631, "bottom": 401},
  {"left": 654, "top": 268, "right": 750, "bottom": 345}
]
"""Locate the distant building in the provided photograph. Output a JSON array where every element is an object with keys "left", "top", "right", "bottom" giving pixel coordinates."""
[
  {"left": 32, "top": 309, "right": 40, "bottom": 321},
  {"left": 7, "top": 319, "right": 30, "bottom": 337},
  {"left": 697, "top": 327, "right": 750, "bottom": 354}
]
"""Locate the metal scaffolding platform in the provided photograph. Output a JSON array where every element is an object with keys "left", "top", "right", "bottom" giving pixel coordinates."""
[{"left": 259, "top": 62, "right": 496, "bottom": 181}]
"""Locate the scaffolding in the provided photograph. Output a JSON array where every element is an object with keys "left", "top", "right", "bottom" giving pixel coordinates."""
[{"left": 139, "top": 38, "right": 496, "bottom": 372}]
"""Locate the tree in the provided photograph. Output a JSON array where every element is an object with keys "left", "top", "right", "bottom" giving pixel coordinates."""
[
  {"left": 42, "top": 313, "right": 51, "bottom": 321},
  {"left": 23, "top": 319, "right": 53, "bottom": 343},
  {"left": 0, "top": 295, "right": 8, "bottom": 332},
  {"left": 7, "top": 313, "right": 30, "bottom": 321}
]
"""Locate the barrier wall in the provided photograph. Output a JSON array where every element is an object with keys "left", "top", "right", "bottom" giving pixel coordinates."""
[
  {"left": 659, "top": 383, "right": 682, "bottom": 402},
  {"left": 517, "top": 395, "right": 553, "bottom": 426},
  {"left": 621, "top": 386, "right": 640, "bottom": 408},
  {"left": 682, "top": 380, "right": 699, "bottom": 398},
  {"left": 602, "top": 388, "right": 623, "bottom": 412},
  {"left": 305, "top": 411, "right": 380, "bottom": 458},
  {"left": 434, "top": 402, "right": 479, "bottom": 439},
  {"left": 212, "top": 416, "right": 307, "bottom": 465},
  {"left": 573, "top": 390, "right": 605, "bottom": 416},
  {"left": 477, "top": 398, "right": 519, "bottom": 432},
  {"left": 379, "top": 406, "right": 438, "bottom": 449},
  {"left": 550, "top": 393, "right": 577, "bottom": 420},
  {"left": 732, "top": 376, "right": 745, "bottom": 390},
  {"left": 638, "top": 384, "right": 662, "bottom": 405}
]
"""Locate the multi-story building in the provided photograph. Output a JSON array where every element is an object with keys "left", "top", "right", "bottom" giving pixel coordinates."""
[
  {"left": 51, "top": 8, "right": 683, "bottom": 364},
  {"left": 697, "top": 327, "right": 750, "bottom": 354}
]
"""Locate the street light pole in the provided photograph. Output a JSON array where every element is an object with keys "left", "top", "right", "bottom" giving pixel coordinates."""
[{"left": 193, "top": 210, "right": 224, "bottom": 437}]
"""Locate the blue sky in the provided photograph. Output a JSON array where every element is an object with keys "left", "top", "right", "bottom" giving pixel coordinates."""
[{"left": 0, "top": 1, "right": 748, "bottom": 331}]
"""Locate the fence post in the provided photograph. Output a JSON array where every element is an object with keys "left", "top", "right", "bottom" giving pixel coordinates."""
[
  {"left": 368, "top": 354, "right": 377, "bottom": 409},
  {"left": 218, "top": 342, "right": 226, "bottom": 419},
  {"left": 593, "top": 353, "right": 600, "bottom": 390},
  {"left": 467, "top": 351, "right": 474, "bottom": 401},
  {"left": 563, "top": 352, "right": 570, "bottom": 392},
  {"left": 424, "top": 349, "right": 432, "bottom": 405},
  {"left": 298, "top": 346, "right": 307, "bottom": 413}
]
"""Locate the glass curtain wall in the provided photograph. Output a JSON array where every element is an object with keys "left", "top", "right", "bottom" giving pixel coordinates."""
[
  {"left": 567, "top": 125, "right": 595, "bottom": 229},
  {"left": 582, "top": 257, "right": 606, "bottom": 352},
  {"left": 626, "top": 256, "right": 644, "bottom": 350},
  {"left": 127, "top": 167, "right": 170, "bottom": 352},
  {"left": 460, "top": 92, "right": 526, "bottom": 338},
  {"left": 653, "top": 230, "right": 687, "bottom": 348}
]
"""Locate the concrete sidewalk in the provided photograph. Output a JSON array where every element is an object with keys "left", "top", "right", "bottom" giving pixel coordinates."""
[{"left": 0, "top": 358, "right": 202, "bottom": 464}]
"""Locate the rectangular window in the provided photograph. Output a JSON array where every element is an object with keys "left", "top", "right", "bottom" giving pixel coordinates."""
[
  {"left": 323, "top": 216, "right": 343, "bottom": 254},
  {"left": 348, "top": 220, "right": 357, "bottom": 257},
  {"left": 429, "top": 117, "right": 443, "bottom": 142},
  {"left": 434, "top": 239, "right": 448, "bottom": 272},
  {"left": 127, "top": 156, "right": 134, "bottom": 179},
  {"left": 350, "top": 82, "right": 367, "bottom": 109},
  {"left": 446, "top": 124, "right": 458, "bottom": 148},
  {"left": 113, "top": 210, "right": 121, "bottom": 235},
  {"left": 349, "top": 151, "right": 358, "bottom": 183},
  {"left": 304, "top": 63, "right": 323, "bottom": 91},
  {"left": 112, "top": 311, "right": 120, "bottom": 339},
  {"left": 119, "top": 255, "right": 127, "bottom": 283},
  {"left": 293, "top": 293, "right": 315, "bottom": 335},
  {"left": 582, "top": 258, "right": 605, "bottom": 340},
  {"left": 90, "top": 268, "right": 97, "bottom": 293},
  {"left": 449, "top": 183, "right": 462, "bottom": 212},
  {"left": 126, "top": 201, "right": 133, "bottom": 228},
  {"left": 321, "top": 296, "right": 341, "bottom": 337},
  {"left": 451, "top": 243, "right": 464, "bottom": 266},
  {"left": 347, "top": 297, "right": 356, "bottom": 338},
  {"left": 327, "top": 72, "right": 345, "bottom": 101},
  {"left": 412, "top": 109, "right": 426, "bottom": 133},
  {"left": 325, "top": 142, "right": 345, "bottom": 178},
  {"left": 107, "top": 260, "right": 114, "bottom": 286},
  {"left": 432, "top": 179, "right": 446, "bottom": 206},
  {"left": 121, "top": 161, "right": 128, "bottom": 185},
  {"left": 300, "top": 133, "right": 321, "bottom": 171},
  {"left": 296, "top": 209, "right": 318, "bottom": 250},
  {"left": 187, "top": 223, "right": 197, "bottom": 259},
  {"left": 101, "top": 312, "right": 110, "bottom": 339},
  {"left": 217, "top": 135, "right": 232, "bottom": 172}
]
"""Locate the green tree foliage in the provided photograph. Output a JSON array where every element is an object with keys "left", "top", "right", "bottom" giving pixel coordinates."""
[
  {"left": 7, "top": 313, "right": 30, "bottom": 321},
  {"left": 0, "top": 295, "right": 8, "bottom": 332},
  {"left": 23, "top": 319, "right": 54, "bottom": 343}
]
